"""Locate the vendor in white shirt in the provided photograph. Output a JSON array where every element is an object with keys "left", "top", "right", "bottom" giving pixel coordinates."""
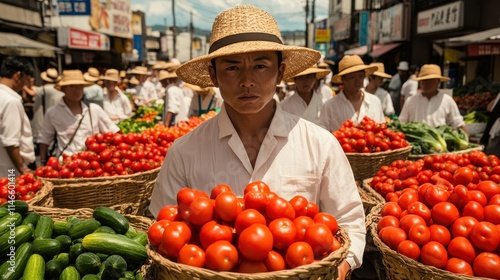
[
  {"left": 101, "top": 69, "right": 133, "bottom": 123},
  {"left": 281, "top": 67, "right": 330, "bottom": 124},
  {"left": 38, "top": 70, "right": 120, "bottom": 163},
  {"left": 129, "top": 66, "right": 158, "bottom": 106},
  {"left": 158, "top": 70, "right": 188, "bottom": 126},
  {"left": 365, "top": 63, "right": 395, "bottom": 116},
  {"left": 318, "top": 55, "right": 384, "bottom": 132},
  {"left": 399, "top": 64, "right": 467, "bottom": 132}
]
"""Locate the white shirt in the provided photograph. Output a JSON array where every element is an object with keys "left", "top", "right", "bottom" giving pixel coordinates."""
[
  {"left": 401, "top": 76, "right": 419, "bottom": 103},
  {"left": 135, "top": 80, "right": 158, "bottom": 105},
  {"left": 103, "top": 88, "right": 132, "bottom": 123},
  {"left": 32, "top": 84, "right": 64, "bottom": 141},
  {"left": 373, "top": 87, "right": 395, "bottom": 116},
  {"left": 281, "top": 92, "right": 324, "bottom": 124},
  {"left": 318, "top": 89, "right": 385, "bottom": 132},
  {"left": 489, "top": 93, "right": 500, "bottom": 138},
  {"left": 38, "top": 100, "right": 120, "bottom": 156},
  {"left": 315, "top": 83, "right": 333, "bottom": 104},
  {"left": 188, "top": 94, "right": 223, "bottom": 117},
  {"left": 150, "top": 103, "right": 366, "bottom": 269},
  {"left": 399, "top": 90, "right": 465, "bottom": 129},
  {"left": 182, "top": 86, "right": 195, "bottom": 117},
  {"left": 164, "top": 84, "right": 188, "bottom": 124},
  {"left": 0, "top": 84, "right": 35, "bottom": 176}
]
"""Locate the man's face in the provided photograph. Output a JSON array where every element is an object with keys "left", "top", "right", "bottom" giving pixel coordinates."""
[
  {"left": 62, "top": 85, "right": 85, "bottom": 102},
  {"left": 371, "top": 75, "right": 385, "bottom": 87},
  {"left": 13, "top": 72, "right": 31, "bottom": 92},
  {"left": 294, "top": 73, "right": 317, "bottom": 95},
  {"left": 209, "top": 51, "right": 285, "bottom": 115},
  {"left": 419, "top": 78, "right": 440, "bottom": 94},
  {"left": 104, "top": 80, "right": 117, "bottom": 91},
  {"left": 342, "top": 70, "right": 365, "bottom": 93}
]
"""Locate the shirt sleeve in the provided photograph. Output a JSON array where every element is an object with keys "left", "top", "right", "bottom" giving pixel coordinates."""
[
  {"left": 384, "top": 94, "right": 395, "bottom": 115},
  {"left": 166, "top": 89, "right": 181, "bottom": 114},
  {"left": 37, "top": 110, "right": 56, "bottom": 145},
  {"left": 0, "top": 99, "right": 23, "bottom": 147},
  {"left": 121, "top": 94, "right": 132, "bottom": 118}
]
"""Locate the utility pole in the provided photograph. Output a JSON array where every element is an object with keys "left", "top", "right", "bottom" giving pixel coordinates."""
[
  {"left": 190, "top": 11, "right": 193, "bottom": 60},
  {"left": 305, "top": 0, "right": 309, "bottom": 47},
  {"left": 311, "top": 0, "right": 316, "bottom": 50},
  {"left": 172, "top": 0, "right": 177, "bottom": 58}
]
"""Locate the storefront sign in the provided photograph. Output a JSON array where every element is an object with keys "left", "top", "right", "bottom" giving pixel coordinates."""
[
  {"left": 377, "top": 3, "right": 406, "bottom": 44},
  {"left": 333, "top": 17, "right": 350, "bottom": 41},
  {"left": 89, "top": 0, "right": 132, "bottom": 38},
  {"left": 132, "top": 13, "right": 142, "bottom": 35},
  {"left": 57, "top": 0, "right": 91, "bottom": 15},
  {"left": 315, "top": 29, "right": 330, "bottom": 43},
  {"left": 468, "top": 44, "right": 500, "bottom": 56},
  {"left": 57, "top": 27, "right": 110, "bottom": 51},
  {"left": 417, "top": 1, "right": 463, "bottom": 34}
]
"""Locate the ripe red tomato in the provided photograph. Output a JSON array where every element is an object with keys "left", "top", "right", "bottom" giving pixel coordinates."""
[
  {"left": 462, "top": 201, "right": 484, "bottom": 221},
  {"left": 420, "top": 241, "right": 448, "bottom": 269},
  {"left": 380, "top": 226, "right": 407, "bottom": 251},
  {"left": 466, "top": 190, "right": 488, "bottom": 207},
  {"left": 380, "top": 202, "right": 402, "bottom": 219},
  {"left": 266, "top": 196, "right": 295, "bottom": 221},
  {"left": 399, "top": 214, "right": 426, "bottom": 235},
  {"left": 313, "top": 213, "right": 338, "bottom": 234},
  {"left": 432, "top": 202, "right": 460, "bottom": 227},
  {"left": 377, "top": 216, "right": 399, "bottom": 232},
  {"left": 234, "top": 209, "right": 267, "bottom": 234},
  {"left": 293, "top": 216, "right": 314, "bottom": 241},
  {"left": 429, "top": 224, "right": 451, "bottom": 247},
  {"left": 210, "top": 184, "right": 232, "bottom": 199},
  {"left": 489, "top": 194, "right": 500, "bottom": 206},
  {"left": 406, "top": 201, "right": 431, "bottom": 223},
  {"left": 305, "top": 201, "right": 320, "bottom": 218},
  {"left": 453, "top": 167, "right": 474, "bottom": 186},
  {"left": 451, "top": 216, "right": 478, "bottom": 238},
  {"left": 397, "top": 191, "right": 419, "bottom": 211},
  {"left": 476, "top": 180, "right": 500, "bottom": 201},
  {"left": 178, "top": 244, "right": 205, "bottom": 268},
  {"left": 483, "top": 204, "right": 500, "bottom": 224},
  {"left": 148, "top": 220, "right": 171, "bottom": 247},
  {"left": 214, "top": 192, "right": 242, "bottom": 222},
  {"left": 156, "top": 205, "right": 179, "bottom": 222},
  {"left": 243, "top": 190, "right": 269, "bottom": 214},
  {"left": 447, "top": 236, "right": 476, "bottom": 264},
  {"left": 289, "top": 195, "right": 309, "bottom": 217},
  {"left": 445, "top": 258, "right": 474, "bottom": 276},
  {"left": 473, "top": 252, "right": 500, "bottom": 279},
  {"left": 303, "top": 223, "right": 334, "bottom": 256},
  {"left": 205, "top": 240, "right": 239, "bottom": 271},
  {"left": 238, "top": 224, "right": 274, "bottom": 261},
  {"left": 285, "top": 242, "right": 314, "bottom": 268},
  {"left": 244, "top": 181, "right": 270, "bottom": 195},
  {"left": 424, "top": 185, "right": 450, "bottom": 208},
  {"left": 186, "top": 196, "right": 214, "bottom": 226},
  {"left": 238, "top": 260, "right": 268, "bottom": 273},
  {"left": 397, "top": 240, "right": 420, "bottom": 261},
  {"left": 408, "top": 224, "right": 430, "bottom": 246},
  {"left": 199, "top": 221, "right": 233, "bottom": 250},
  {"left": 263, "top": 250, "right": 286, "bottom": 272},
  {"left": 469, "top": 221, "right": 500, "bottom": 252},
  {"left": 268, "top": 218, "right": 297, "bottom": 250},
  {"left": 159, "top": 221, "right": 191, "bottom": 258}
]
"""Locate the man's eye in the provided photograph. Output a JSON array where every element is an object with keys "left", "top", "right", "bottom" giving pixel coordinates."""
[
  {"left": 225, "top": 66, "right": 238, "bottom": 71},
  {"left": 255, "top": 65, "right": 267, "bottom": 69}
]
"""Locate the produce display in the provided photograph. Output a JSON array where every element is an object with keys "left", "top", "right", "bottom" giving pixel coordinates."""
[
  {"left": 368, "top": 151, "right": 500, "bottom": 278},
  {"left": 463, "top": 111, "right": 489, "bottom": 124},
  {"left": 0, "top": 174, "right": 43, "bottom": 204},
  {"left": 333, "top": 116, "right": 410, "bottom": 153},
  {"left": 0, "top": 201, "right": 148, "bottom": 279},
  {"left": 118, "top": 105, "right": 162, "bottom": 134},
  {"left": 148, "top": 182, "right": 342, "bottom": 273},
  {"left": 453, "top": 91, "right": 497, "bottom": 113}
]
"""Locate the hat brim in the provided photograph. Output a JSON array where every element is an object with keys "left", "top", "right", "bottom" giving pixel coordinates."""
[
  {"left": 83, "top": 72, "right": 100, "bottom": 82},
  {"left": 287, "top": 68, "right": 331, "bottom": 83},
  {"left": 128, "top": 70, "right": 149, "bottom": 76},
  {"left": 41, "top": 72, "right": 61, "bottom": 83},
  {"left": 415, "top": 75, "right": 450, "bottom": 82},
  {"left": 100, "top": 76, "right": 121, "bottom": 83},
  {"left": 331, "top": 65, "right": 378, "bottom": 84},
  {"left": 54, "top": 80, "right": 93, "bottom": 91},
  {"left": 372, "top": 71, "right": 392, "bottom": 79},
  {"left": 176, "top": 41, "right": 321, "bottom": 88}
]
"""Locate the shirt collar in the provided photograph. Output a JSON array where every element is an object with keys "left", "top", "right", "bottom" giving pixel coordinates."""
[
  {"left": 0, "top": 84, "right": 22, "bottom": 101},
  {"left": 340, "top": 89, "right": 372, "bottom": 106},
  {"left": 57, "top": 98, "right": 89, "bottom": 115}
]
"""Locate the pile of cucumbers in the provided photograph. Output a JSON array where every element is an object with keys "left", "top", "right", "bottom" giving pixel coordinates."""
[{"left": 0, "top": 201, "right": 148, "bottom": 280}]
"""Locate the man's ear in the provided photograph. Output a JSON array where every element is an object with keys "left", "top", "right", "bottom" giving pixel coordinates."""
[
  {"left": 208, "top": 65, "right": 218, "bottom": 87},
  {"left": 277, "top": 63, "right": 286, "bottom": 85}
]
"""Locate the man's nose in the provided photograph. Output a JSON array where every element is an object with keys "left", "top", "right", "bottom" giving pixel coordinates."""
[{"left": 239, "top": 68, "right": 256, "bottom": 88}]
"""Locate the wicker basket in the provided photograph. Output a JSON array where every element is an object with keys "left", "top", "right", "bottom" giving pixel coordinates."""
[
  {"left": 407, "top": 144, "right": 484, "bottom": 160},
  {"left": 356, "top": 182, "right": 379, "bottom": 219},
  {"left": 367, "top": 205, "right": 491, "bottom": 280},
  {"left": 361, "top": 178, "right": 386, "bottom": 205},
  {"left": 147, "top": 227, "right": 350, "bottom": 280},
  {"left": 345, "top": 146, "right": 412, "bottom": 182},
  {"left": 27, "top": 180, "right": 54, "bottom": 207},
  {"left": 38, "top": 167, "right": 160, "bottom": 215}
]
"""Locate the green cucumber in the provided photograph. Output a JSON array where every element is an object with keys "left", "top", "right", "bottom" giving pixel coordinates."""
[
  {"left": 122, "top": 271, "right": 135, "bottom": 280},
  {"left": 0, "top": 207, "right": 10, "bottom": 218},
  {"left": 55, "top": 235, "right": 72, "bottom": 252},
  {"left": 81, "top": 275, "right": 99, "bottom": 280},
  {"left": 68, "top": 219, "right": 101, "bottom": 240},
  {"left": 75, "top": 252, "right": 101, "bottom": 275},
  {"left": 67, "top": 216, "right": 82, "bottom": 227},
  {"left": 0, "top": 213, "right": 23, "bottom": 236},
  {"left": 44, "top": 259, "right": 62, "bottom": 279},
  {"left": 72, "top": 238, "right": 83, "bottom": 244},
  {"left": 69, "top": 243, "right": 85, "bottom": 263},
  {"left": 2, "top": 200, "right": 29, "bottom": 216},
  {"left": 32, "top": 238, "right": 61, "bottom": 260},
  {"left": 82, "top": 233, "right": 147, "bottom": 262},
  {"left": 104, "top": 255, "right": 127, "bottom": 278},
  {"left": 60, "top": 265, "right": 81, "bottom": 280},
  {"left": 124, "top": 226, "right": 137, "bottom": 238},
  {"left": 53, "top": 252, "right": 70, "bottom": 269},
  {"left": 0, "top": 225, "right": 33, "bottom": 255},
  {"left": 131, "top": 232, "right": 148, "bottom": 246},
  {"left": 92, "top": 207, "right": 129, "bottom": 234},
  {"left": 0, "top": 242, "right": 32, "bottom": 280},
  {"left": 53, "top": 221, "right": 70, "bottom": 236},
  {"left": 22, "top": 212, "right": 40, "bottom": 226},
  {"left": 94, "top": 226, "right": 116, "bottom": 234},
  {"left": 33, "top": 215, "right": 53, "bottom": 239},
  {"left": 22, "top": 253, "right": 45, "bottom": 280}
]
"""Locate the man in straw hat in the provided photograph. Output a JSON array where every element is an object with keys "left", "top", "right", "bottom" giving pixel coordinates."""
[
  {"left": 0, "top": 56, "right": 35, "bottom": 176},
  {"left": 281, "top": 67, "right": 330, "bottom": 124},
  {"left": 186, "top": 83, "right": 223, "bottom": 117},
  {"left": 319, "top": 55, "right": 385, "bottom": 132},
  {"left": 158, "top": 70, "right": 189, "bottom": 126},
  {"left": 82, "top": 67, "right": 104, "bottom": 108},
  {"left": 316, "top": 60, "right": 334, "bottom": 103},
  {"left": 129, "top": 66, "right": 158, "bottom": 106},
  {"left": 364, "top": 62, "right": 395, "bottom": 116},
  {"left": 149, "top": 5, "right": 365, "bottom": 277},
  {"left": 101, "top": 69, "right": 132, "bottom": 123},
  {"left": 399, "top": 64, "right": 466, "bottom": 132},
  {"left": 38, "top": 70, "right": 119, "bottom": 162}
]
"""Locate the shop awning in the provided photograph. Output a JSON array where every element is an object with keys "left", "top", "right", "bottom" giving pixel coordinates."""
[
  {"left": 438, "top": 27, "right": 500, "bottom": 47},
  {"left": 344, "top": 45, "right": 368, "bottom": 56},
  {"left": 370, "top": 43, "right": 401, "bottom": 58},
  {"left": 0, "top": 32, "right": 62, "bottom": 57}
]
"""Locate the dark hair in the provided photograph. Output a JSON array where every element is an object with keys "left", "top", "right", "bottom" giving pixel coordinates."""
[
  {"left": 409, "top": 65, "right": 419, "bottom": 74},
  {"left": 0, "top": 56, "right": 34, "bottom": 78},
  {"left": 211, "top": 51, "right": 283, "bottom": 71}
]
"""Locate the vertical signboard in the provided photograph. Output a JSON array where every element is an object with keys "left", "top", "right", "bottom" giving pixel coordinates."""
[{"left": 359, "top": 11, "right": 369, "bottom": 46}]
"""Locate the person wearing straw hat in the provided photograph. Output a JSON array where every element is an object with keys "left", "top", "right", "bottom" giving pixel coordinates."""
[
  {"left": 400, "top": 64, "right": 419, "bottom": 110},
  {"left": 0, "top": 56, "right": 35, "bottom": 177},
  {"left": 186, "top": 84, "right": 223, "bottom": 117},
  {"left": 399, "top": 64, "right": 466, "bottom": 132},
  {"left": 38, "top": 70, "right": 119, "bottom": 161},
  {"left": 388, "top": 61, "right": 409, "bottom": 115},
  {"left": 318, "top": 55, "right": 384, "bottom": 132},
  {"left": 281, "top": 67, "right": 330, "bottom": 124},
  {"left": 158, "top": 70, "right": 188, "bottom": 126},
  {"left": 101, "top": 69, "right": 133, "bottom": 123},
  {"left": 149, "top": 5, "right": 365, "bottom": 278},
  {"left": 365, "top": 63, "right": 395, "bottom": 116},
  {"left": 82, "top": 67, "right": 104, "bottom": 108},
  {"left": 316, "top": 61, "right": 334, "bottom": 103},
  {"left": 129, "top": 66, "right": 158, "bottom": 106}
]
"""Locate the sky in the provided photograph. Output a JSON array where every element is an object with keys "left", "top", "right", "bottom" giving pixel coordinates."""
[{"left": 131, "top": 0, "right": 329, "bottom": 31}]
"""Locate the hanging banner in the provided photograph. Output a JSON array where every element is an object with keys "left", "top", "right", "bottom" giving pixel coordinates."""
[
  {"left": 58, "top": 27, "right": 110, "bottom": 50},
  {"left": 377, "top": 3, "right": 406, "bottom": 44},
  {"left": 359, "top": 11, "right": 369, "bottom": 46},
  {"left": 89, "top": 0, "right": 132, "bottom": 38},
  {"left": 468, "top": 44, "right": 500, "bottom": 56}
]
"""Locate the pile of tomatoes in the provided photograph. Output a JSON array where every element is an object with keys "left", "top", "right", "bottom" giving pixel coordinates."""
[
  {"left": 372, "top": 151, "right": 500, "bottom": 278},
  {"left": 0, "top": 174, "right": 43, "bottom": 204},
  {"left": 148, "top": 182, "right": 341, "bottom": 273},
  {"left": 333, "top": 116, "right": 409, "bottom": 153}
]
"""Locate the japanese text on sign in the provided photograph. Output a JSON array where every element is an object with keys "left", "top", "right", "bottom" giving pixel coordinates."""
[{"left": 417, "top": 1, "right": 463, "bottom": 34}]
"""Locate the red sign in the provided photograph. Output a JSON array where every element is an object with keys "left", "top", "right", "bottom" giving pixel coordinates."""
[
  {"left": 68, "top": 28, "right": 108, "bottom": 50},
  {"left": 468, "top": 44, "right": 500, "bottom": 56}
]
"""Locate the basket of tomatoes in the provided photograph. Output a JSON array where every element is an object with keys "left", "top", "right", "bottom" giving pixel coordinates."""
[
  {"left": 0, "top": 173, "right": 54, "bottom": 207},
  {"left": 333, "top": 117, "right": 412, "bottom": 182},
  {"left": 146, "top": 182, "right": 350, "bottom": 280}
]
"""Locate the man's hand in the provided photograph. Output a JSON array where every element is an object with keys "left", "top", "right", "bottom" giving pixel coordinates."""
[
  {"left": 20, "top": 167, "right": 33, "bottom": 175},
  {"left": 336, "top": 260, "right": 351, "bottom": 280}
]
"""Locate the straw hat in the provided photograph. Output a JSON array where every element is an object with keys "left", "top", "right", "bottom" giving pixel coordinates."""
[
  {"left": 158, "top": 70, "right": 177, "bottom": 81},
  {"left": 129, "top": 77, "right": 139, "bottom": 85},
  {"left": 128, "top": 66, "right": 149, "bottom": 76},
  {"left": 119, "top": 70, "right": 127, "bottom": 78},
  {"left": 288, "top": 67, "right": 331, "bottom": 83},
  {"left": 100, "top": 69, "right": 121, "bottom": 83},
  {"left": 83, "top": 67, "right": 100, "bottom": 82},
  {"left": 152, "top": 61, "right": 168, "bottom": 70},
  {"left": 55, "top": 70, "right": 93, "bottom": 90},
  {"left": 183, "top": 83, "right": 207, "bottom": 92},
  {"left": 176, "top": 5, "right": 320, "bottom": 88},
  {"left": 324, "top": 59, "right": 336, "bottom": 66},
  {"left": 40, "top": 68, "right": 61, "bottom": 83},
  {"left": 317, "top": 62, "right": 329, "bottom": 69},
  {"left": 397, "top": 61, "right": 409, "bottom": 71},
  {"left": 122, "top": 78, "right": 129, "bottom": 83},
  {"left": 415, "top": 64, "right": 450, "bottom": 82},
  {"left": 369, "top": 63, "right": 392, "bottom": 79},
  {"left": 331, "top": 55, "right": 377, "bottom": 84}
]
